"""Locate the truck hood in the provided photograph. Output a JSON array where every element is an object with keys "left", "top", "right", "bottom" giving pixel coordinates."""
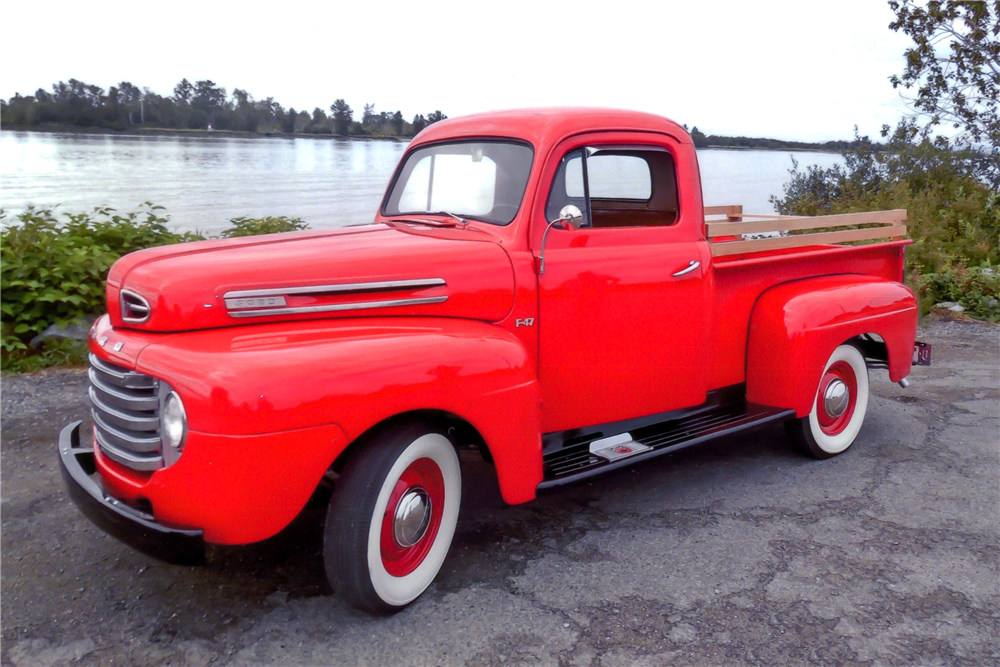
[{"left": 106, "top": 223, "right": 515, "bottom": 332}]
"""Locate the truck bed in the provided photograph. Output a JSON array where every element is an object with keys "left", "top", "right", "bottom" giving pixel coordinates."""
[
  {"left": 704, "top": 205, "right": 910, "bottom": 391},
  {"left": 705, "top": 205, "right": 907, "bottom": 256}
]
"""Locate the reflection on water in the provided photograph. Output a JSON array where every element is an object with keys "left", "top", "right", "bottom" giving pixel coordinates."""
[{"left": 1, "top": 131, "right": 842, "bottom": 234}]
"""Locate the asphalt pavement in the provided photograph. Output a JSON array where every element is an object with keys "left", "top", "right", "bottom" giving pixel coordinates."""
[{"left": 2, "top": 315, "right": 997, "bottom": 666}]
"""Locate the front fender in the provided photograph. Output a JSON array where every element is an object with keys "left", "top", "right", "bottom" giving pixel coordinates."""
[
  {"left": 746, "top": 275, "right": 918, "bottom": 417},
  {"left": 136, "top": 317, "right": 541, "bottom": 508}
]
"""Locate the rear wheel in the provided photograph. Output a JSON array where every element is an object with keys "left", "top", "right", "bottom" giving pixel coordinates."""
[
  {"left": 786, "top": 343, "right": 870, "bottom": 459},
  {"left": 324, "top": 423, "right": 461, "bottom": 613}
]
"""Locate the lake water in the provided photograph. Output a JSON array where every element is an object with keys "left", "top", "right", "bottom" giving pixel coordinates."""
[{"left": 1, "top": 131, "right": 843, "bottom": 234}]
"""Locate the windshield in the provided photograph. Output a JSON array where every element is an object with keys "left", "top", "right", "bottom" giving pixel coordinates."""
[{"left": 382, "top": 141, "right": 534, "bottom": 225}]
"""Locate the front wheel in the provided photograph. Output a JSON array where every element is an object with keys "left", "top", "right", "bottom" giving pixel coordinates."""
[
  {"left": 324, "top": 423, "right": 461, "bottom": 614},
  {"left": 786, "top": 343, "right": 870, "bottom": 459}
]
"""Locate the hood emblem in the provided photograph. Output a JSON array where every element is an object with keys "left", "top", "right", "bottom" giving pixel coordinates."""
[{"left": 225, "top": 296, "right": 288, "bottom": 310}]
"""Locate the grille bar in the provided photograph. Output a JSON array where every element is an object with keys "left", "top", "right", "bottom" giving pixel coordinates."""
[
  {"left": 94, "top": 429, "right": 162, "bottom": 470},
  {"left": 89, "top": 354, "right": 157, "bottom": 389},
  {"left": 91, "top": 410, "right": 161, "bottom": 451},
  {"left": 88, "top": 354, "right": 163, "bottom": 470},
  {"left": 88, "top": 370, "right": 159, "bottom": 411},
  {"left": 89, "top": 388, "right": 160, "bottom": 432}
]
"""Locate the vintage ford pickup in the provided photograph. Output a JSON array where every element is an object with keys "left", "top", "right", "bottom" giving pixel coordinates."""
[{"left": 58, "top": 108, "right": 929, "bottom": 613}]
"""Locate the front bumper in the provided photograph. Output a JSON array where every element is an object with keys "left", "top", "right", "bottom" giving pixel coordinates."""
[{"left": 58, "top": 421, "right": 205, "bottom": 565}]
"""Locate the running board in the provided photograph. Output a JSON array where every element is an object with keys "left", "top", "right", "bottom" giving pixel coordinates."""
[{"left": 538, "top": 398, "right": 794, "bottom": 489}]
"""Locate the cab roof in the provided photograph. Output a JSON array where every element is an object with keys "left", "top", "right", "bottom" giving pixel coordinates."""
[{"left": 411, "top": 108, "right": 693, "bottom": 151}]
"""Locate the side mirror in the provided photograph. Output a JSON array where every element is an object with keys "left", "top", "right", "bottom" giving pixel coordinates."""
[
  {"left": 556, "top": 205, "right": 584, "bottom": 230},
  {"left": 539, "top": 205, "right": 585, "bottom": 275}
]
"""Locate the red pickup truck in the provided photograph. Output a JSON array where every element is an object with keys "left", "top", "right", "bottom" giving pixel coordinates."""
[{"left": 59, "top": 108, "right": 927, "bottom": 613}]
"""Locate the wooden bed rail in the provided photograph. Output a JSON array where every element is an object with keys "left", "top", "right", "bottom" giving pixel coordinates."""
[{"left": 704, "top": 206, "right": 907, "bottom": 257}]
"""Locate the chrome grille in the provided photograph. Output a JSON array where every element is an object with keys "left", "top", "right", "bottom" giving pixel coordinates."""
[{"left": 88, "top": 354, "right": 163, "bottom": 471}]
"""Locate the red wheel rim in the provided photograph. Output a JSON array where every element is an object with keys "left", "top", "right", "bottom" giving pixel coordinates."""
[
  {"left": 815, "top": 360, "right": 858, "bottom": 436},
  {"left": 379, "top": 458, "right": 445, "bottom": 577}
]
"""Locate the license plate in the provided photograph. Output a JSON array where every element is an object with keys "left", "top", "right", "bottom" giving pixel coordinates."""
[{"left": 913, "top": 342, "right": 931, "bottom": 366}]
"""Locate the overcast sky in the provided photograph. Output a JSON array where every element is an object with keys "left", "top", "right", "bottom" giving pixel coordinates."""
[{"left": 3, "top": 0, "right": 913, "bottom": 142}]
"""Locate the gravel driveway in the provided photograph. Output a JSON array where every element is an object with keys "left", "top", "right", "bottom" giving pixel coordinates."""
[{"left": 2, "top": 316, "right": 997, "bottom": 666}]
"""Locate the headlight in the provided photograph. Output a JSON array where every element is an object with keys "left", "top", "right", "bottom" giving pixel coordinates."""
[{"left": 162, "top": 391, "right": 187, "bottom": 451}]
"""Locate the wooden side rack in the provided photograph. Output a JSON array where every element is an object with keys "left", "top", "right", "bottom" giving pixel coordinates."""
[{"left": 704, "top": 205, "right": 907, "bottom": 257}]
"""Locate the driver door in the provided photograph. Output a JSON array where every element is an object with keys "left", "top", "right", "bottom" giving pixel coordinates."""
[{"left": 535, "top": 140, "right": 710, "bottom": 433}]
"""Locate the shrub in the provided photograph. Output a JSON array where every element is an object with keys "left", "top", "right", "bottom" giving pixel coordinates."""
[
  {"left": 1, "top": 204, "right": 201, "bottom": 356},
  {"left": 0, "top": 339, "right": 89, "bottom": 373},
  {"left": 771, "top": 123, "right": 1000, "bottom": 320},
  {"left": 219, "top": 216, "right": 308, "bottom": 238},
  {"left": 908, "top": 265, "right": 1000, "bottom": 320},
  {"left": 1, "top": 206, "right": 312, "bottom": 370}
]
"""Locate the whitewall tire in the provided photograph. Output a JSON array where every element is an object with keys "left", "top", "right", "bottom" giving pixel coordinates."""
[
  {"left": 786, "top": 343, "right": 870, "bottom": 459},
  {"left": 324, "top": 423, "right": 461, "bottom": 613}
]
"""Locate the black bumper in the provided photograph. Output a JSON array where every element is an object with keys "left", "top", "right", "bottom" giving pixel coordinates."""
[{"left": 58, "top": 421, "right": 205, "bottom": 565}]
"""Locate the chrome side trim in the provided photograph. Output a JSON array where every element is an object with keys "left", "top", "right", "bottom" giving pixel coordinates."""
[
  {"left": 229, "top": 295, "right": 449, "bottom": 318},
  {"left": 120, "top": 289, "right": 151, "bottom": 323},
  {"left": 223, "top": 278, "right": 447, "bottom": 301}
]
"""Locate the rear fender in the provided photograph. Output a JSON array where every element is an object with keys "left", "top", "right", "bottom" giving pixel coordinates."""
[{"left": 746, "top": 275, "right": 918, "bottom": 417}]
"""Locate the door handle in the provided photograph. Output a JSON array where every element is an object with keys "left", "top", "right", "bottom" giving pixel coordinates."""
[{"left": 672, "top": 260, "right": 701, "bottom": 277}]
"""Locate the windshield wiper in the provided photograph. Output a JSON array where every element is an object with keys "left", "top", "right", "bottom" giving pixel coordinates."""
[
  {"left": 427, "top": 211, "right": 469, "bottom": 226},
  {"left": 395, "top": 217, "right": 459, "bottom": 228},
  {"left": 393, "top": 211, "right": 474, "bottom": 228}
]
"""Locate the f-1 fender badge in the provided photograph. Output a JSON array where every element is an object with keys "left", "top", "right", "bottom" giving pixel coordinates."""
[
  {"left": 113, "top": 342, "right": 124, "bottom": 352},
  {"left": 515, "top": 318, "right": 535, "bottom": 327},
  {"left": 99, "top": 336, "right": 108, "bottom": 347}
]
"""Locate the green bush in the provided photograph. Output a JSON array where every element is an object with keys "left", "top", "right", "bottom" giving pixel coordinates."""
[
  {"left": 908, "top": 265, "right": 1000, "bottom": 320},
  {"left": 1, "top": 204, "right": 200, "bottom": 355},
  {"left": 1, "top": 206, "right": 311, "bottom": 371},
  {"left": 219, "top": 215, "right": 308, "bottom": 238},
  {"left": 1, "top": 339, "right": 89, "bottom": 374},
  {"left": 771, "top": 124, "right": 1000, "bottom": 321}
]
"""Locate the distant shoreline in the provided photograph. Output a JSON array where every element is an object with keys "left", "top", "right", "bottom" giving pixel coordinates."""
[
  {"left": 702, "top": 144, "right": 841, "bottom": 154},
  {"left": 3, "top": 124, "right": 411, "bottom": 142},
  {"left": 6, "top": 126, "right": 844, "bottom": 153}
]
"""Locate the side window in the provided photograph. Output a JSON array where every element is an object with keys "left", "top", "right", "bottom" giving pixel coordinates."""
[
  {"left": 545, "top": 149, "right": 590, "bottom": 226},
  {"left": 587, "top": 154, "right": 652, "bottom": 200},
  {"left": 545, "top": 146, "right": 679, "bottom": 229}
]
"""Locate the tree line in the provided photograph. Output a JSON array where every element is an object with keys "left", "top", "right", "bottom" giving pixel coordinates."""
[
  {"left": 0, "top": 79, "right": 448, "bottom": 137},
  {"left": 684, "top": 125, "right": 863, "bottom": 152}
]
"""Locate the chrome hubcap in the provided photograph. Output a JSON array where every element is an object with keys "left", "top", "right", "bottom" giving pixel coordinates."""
[
  {"left": 824, "top": 379, "right": 850, "bottom": 417},
  {"left": 393, "top": 488, "right": 432, "bottom": 548}
]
